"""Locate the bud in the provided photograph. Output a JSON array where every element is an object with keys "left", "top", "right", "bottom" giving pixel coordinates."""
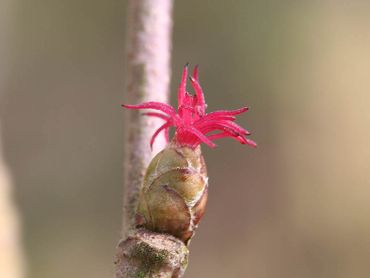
[
  {"left": 136, "top": 143, "right": 207, "bottom": 244},
  {"left": 122, "top": 65, "right": 256, "bottom": 244}
]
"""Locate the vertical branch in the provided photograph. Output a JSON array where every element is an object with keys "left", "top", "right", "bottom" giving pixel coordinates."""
[
  {"left": 0, "top": 127, "right": 25, "bottom": 278},
  {"left": 0, "top": 1, "right": 25, "bottom": 276},
  {"left": 116, "top": 1, "right": 189, "bottom": 277},
  {"left": 123, "top": 0, "right": 173, "bottom": 238}
]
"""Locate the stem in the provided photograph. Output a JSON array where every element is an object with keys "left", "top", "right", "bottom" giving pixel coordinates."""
[
  {"left": 116, "top": 1, "right": 189, "bottom": 277},
  {"left": 0, "top": 1, "right": 25, "bottom": 275},
  {"left": 122, "top": 0, "right": 173, "bottom": 238},
  {"left": 115, "top": 229, "right": 188, "bottom": 278},
  {"left": 0, "top": 127, "right": 25, "bottom": 278}
]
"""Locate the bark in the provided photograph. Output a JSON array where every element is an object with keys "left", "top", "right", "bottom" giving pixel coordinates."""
[
  {"left": 122, "top": 0, "right": 173, "bottom": 238},
  {"left": 115, "top": 1, "right": 189, "bottom": 277},
  {"left": 115, "top": 229, "right": 188, "bottom": 278},
  {"left": 0, "top": 1, "right": 25, "bottom": 276},
  {"left": 0, "top": 127, "right": 25, "bottom": 278}
]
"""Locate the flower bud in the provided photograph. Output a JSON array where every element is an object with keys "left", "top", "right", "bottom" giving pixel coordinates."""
[
  {"left": 123, "top": 65, "right": 256, "bottom": 244},
  {"left": 135, "top": 143, "right": 208, "bottom": 244}
]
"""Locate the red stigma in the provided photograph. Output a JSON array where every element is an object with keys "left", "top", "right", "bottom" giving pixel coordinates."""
[{"left": 122, "top": 65, "right": 256, "bottom": 149}]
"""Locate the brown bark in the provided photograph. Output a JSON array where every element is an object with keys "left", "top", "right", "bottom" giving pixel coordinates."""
[
  {"left": 122, "top": 0, "right": 173, "bottom": 238},
  {"left": 115, "top": 1, "right": 189, "bottom": 277},
  {"left": 0, "top": 127, "right": 25, "bottom": 278},
  {"left": 115, "top": 229, "right": 188, "bottom": 278},
  {"left": 0, "top": 1, "right": 25, "bottom": 276}
]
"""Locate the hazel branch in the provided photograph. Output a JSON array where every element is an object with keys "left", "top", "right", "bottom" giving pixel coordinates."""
[{"left": 115, "top": 1, "right": 190, "bottom": 277}]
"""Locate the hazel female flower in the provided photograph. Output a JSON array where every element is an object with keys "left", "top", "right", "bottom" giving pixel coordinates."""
[
  {"left": 122, "top": 65, "right": 256, "bottom": 149},
  {"left": 122, "top": 65, "right": 256, "bottom": 244}
]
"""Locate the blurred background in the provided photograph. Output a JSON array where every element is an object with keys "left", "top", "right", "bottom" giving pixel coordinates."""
[{"left": 1, "top": 0, "right": 370, "bottom": 277}]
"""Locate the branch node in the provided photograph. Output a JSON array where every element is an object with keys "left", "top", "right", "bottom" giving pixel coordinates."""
[{"left": 115, "top": 229, "right": 189, "bottom": 278}]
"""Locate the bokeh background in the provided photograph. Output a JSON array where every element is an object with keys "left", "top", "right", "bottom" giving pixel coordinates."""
[{"left": 1, "top": 0, "right": 370, "bottom": 277}]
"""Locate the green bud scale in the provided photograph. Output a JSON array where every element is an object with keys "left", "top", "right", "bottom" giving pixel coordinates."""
[{"left": 136, "top": 143, "right": 207, "bottom": 244}]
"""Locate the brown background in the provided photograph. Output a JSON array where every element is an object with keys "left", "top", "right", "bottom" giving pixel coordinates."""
[{"left": 1, "top": 0, "right": 370, "bottom": 277}]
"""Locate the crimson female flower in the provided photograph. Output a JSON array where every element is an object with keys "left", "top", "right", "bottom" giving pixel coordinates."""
[
  {"left": 122, "top": 65, "right": 256, "bottom": 245},
  {"left": 122, "top": 65, "right": 256, "bottom": 149}
]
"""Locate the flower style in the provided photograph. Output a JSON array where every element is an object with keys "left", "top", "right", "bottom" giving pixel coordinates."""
[{"left": 122, "top": 65, "right": 256, "bottom": 149}]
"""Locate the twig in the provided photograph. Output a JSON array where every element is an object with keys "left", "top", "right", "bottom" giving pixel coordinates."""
[
  {"left": 122, "top": 0, "right": 173, "bottom": 238},
  {"left": 115, "top": 1, "right": 189, "bottom": 277},
  {"left": 0, "top": 127, "right": 25, "bottom": 278},
  {"left": 115, "top": 229, "right": 188, "bottom": 278}
]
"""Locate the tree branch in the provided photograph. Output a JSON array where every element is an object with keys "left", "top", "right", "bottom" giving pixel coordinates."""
[
  {"left": 0, "top": 1, "right": 25, "bottom": 275},
  {"left": 0, "top": 127, "right": 25, "bottom": 278},
  {"left": 115, "top": 229, "right": 188, "bottom": 278},
  {"left": 115, "top": 1, "right": 189, "bottom": 277},
  {"left": 122, "top": 0, "right": 173, "bottom": 238}
]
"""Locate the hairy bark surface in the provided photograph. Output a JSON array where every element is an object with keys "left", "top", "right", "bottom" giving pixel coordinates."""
[
  {"left": 115, "top": 229, "right": 188, "bottom": 278},
  {"left": 116, "top": 1, "right": 189, "bottom": 277},
  {"left": 0, "top": 127, "right": 25, "bottom": 278}
]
